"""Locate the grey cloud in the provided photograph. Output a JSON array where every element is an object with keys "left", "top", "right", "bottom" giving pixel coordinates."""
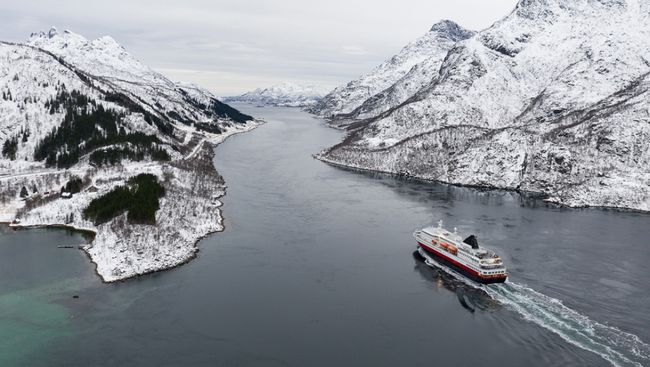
[{"left": 0, "top": 0, "right": 518, "bottom": 95}]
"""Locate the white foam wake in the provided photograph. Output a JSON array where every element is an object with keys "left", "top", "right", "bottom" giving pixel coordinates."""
[{"left": 418, "top": 248, "right": 650, "bottom": 367}]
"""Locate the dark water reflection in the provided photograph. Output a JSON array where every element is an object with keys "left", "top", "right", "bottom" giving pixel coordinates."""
[
  {"left": 1, "top": 105, "right": 648, "bottom": 367},
  {"left": 411, "top": 251, "right": 501, "bottom": 314}
]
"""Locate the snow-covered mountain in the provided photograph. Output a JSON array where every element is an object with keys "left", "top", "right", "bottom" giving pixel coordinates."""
[
  {"left": 224, "top": 82, "right": 326, "bottom": 107},
  {"left": 27, "top": 27, "right": 252, "bottom": 131},
  {"left": 0, "top": 27, "right": 253, "bottom": 168},
  {"left": 309, "top": 20, "right": 475, "bottom": 121},
  {"left": 0, "top": 27, "right": 259, "bottom": 281},
  {"left": 318, "top": 0, "right": 650, "bottom": 212}
]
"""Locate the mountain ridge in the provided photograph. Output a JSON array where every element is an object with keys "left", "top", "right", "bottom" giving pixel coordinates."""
[
  {"left": 316, "top": 0, "right": 650, "bottom": 212},
  {"left": 309, "top": 20, "right": 476, "bottom": 119}
]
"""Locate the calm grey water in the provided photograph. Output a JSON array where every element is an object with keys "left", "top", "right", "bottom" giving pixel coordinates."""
[{"left": 1, "top": 105, "right": 649, "bottom": 367}]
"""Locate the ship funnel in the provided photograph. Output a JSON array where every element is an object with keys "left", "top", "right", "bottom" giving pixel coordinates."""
[{"left": 463, "top": 235, "right": 480, "bottom": 249}]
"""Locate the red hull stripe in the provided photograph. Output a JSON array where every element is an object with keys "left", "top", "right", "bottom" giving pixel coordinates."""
[{"left": 417, "top": 242, "right": 506, "bottom": 281}]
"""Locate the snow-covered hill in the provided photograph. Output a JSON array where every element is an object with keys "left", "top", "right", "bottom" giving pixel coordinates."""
[
  {"left": 319, "top": 0, "right": 650, "bottom": 212},
  {"left": 224, "top": 82, "right": 326, "bottom": 107},
  {"left": 309, "top": 20, "right": 475, "bottom": 121},
  {"left": 0, "top": 28, "right": 259, "bottom": 281}
]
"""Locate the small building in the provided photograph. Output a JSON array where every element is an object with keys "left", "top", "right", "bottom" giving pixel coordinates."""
[{"left": 86, "top": 186, "right": 99, "bottom": 193}]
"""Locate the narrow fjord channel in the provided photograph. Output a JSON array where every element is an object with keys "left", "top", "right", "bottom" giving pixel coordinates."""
[{"left": 1, "top": 105, "right": 649, "bottom": 367}]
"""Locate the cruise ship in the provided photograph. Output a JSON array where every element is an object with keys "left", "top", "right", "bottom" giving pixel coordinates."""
[{"left": 414, "top": 221, "right": 507, "bottom": 284}]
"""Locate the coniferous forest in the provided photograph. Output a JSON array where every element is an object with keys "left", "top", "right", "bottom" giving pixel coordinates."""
[
  {"left": 83, "top": 173, "right": 165, "bottom": 225},
  {"left": 35, "top": 90, "right": 172, "bottom": 168}
]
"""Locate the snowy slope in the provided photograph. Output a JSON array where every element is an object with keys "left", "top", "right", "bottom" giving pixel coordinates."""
[
  {"left": 28, "top": 27, "right": 252, "bottom": 130},
  {"left": 320, "top": 0, "right": 650, "bottom": 212},
  {"left": 224, "top": 82, "right": 326, "bottom": 107},
  {"left": 309, "top": 20, "right": 475, "bottom": 120},
  {"left": 0, "top": 28, "right": 259, "bottom": 281}
]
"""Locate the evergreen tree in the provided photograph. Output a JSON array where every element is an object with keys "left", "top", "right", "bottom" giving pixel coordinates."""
[
  {"left": 2, "top": 136, "right": 18, "bottom": 160},
  {"left": 19, "top": 186, "right": 28, "bottom": 198},
  {"left": 64, "top": 177, "right": 83, "bottom": 194},
  {"left": 22, "top": 127, "right": 29, "bottom": 143}
]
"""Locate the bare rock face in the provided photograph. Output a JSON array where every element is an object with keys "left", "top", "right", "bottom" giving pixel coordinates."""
[{"left": 319, "top": 0, "right": 650, "bottom": 211}]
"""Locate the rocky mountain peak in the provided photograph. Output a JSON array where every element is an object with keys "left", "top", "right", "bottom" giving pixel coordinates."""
[
  {"left": 48, "top": 26, "right": 58, "bottom": 38},
  {"left": 28, "top": 26, "right": 61, "bottom": 40},
  {"left": 429, "top": 20, "right": 475, "bottom": 41},
  {"left": 28, "top": 26, "right": 88, "bottom": 50},
  {"left": 92, "top": 35, "right": 125, "bottom": 51}
]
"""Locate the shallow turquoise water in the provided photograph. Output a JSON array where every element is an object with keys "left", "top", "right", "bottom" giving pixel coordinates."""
[{"left": 0, "top": 227, "right": 96, "bottom": 366}]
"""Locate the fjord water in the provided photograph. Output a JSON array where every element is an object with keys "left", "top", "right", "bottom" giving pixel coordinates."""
[{"left": 1, "top": 105, "right": 649, "bottom": 367}]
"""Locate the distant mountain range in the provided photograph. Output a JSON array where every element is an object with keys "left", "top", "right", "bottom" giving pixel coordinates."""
[
  {"left": 314, "top": 1, "right": 650, "bottom": 212},
  {"left": 0, "top": 27, "right": 258, "bottom": 281},
  {"left": 224, "top": 82, "right": 326, "bottom": 107}
]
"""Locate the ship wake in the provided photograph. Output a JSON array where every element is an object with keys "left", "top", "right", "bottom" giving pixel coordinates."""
[{"left": 418, "top": 248, "right": 650, "bottom": 367}]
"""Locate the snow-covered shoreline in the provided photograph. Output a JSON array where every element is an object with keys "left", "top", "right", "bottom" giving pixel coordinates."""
[
  {"left": 1, "top": 121, "right": 261, "bottom": 283},
  {"left": 0, "top": 27, "right": 267, "bottom": 283},
  {"left": 315, "top": 152, "right": 650, "bottom": 214}
]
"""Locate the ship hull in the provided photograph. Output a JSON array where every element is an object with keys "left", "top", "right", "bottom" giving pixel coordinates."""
[{"left": 417, "top": 242, "right": 507, "bottom": 284}]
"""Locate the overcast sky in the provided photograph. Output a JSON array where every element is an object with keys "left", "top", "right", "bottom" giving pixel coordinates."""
[{"left": 0, "top": 0, "right": 518, "bottom": 96}]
